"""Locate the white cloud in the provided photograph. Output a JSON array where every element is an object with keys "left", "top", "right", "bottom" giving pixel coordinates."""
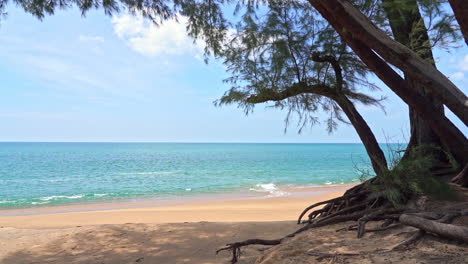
[
  {"left": 459, "top": 55, "right": 468, "bottom": 72},
  {"left": 79, "top": 35, "right": 105, "bottom": 43},
  {"left": 111, "top": 14, "right": 204, "bottom": 57},
  {"left": 449, "top": 72, "right": 465, "bottom": 81}
]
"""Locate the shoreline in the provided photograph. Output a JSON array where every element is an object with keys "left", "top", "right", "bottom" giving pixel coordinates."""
[
  {"left": 0, "top": 183, "right": 355, "bottom": 217},
  {"left": 0, "top": 184, "right": 353, "bottom": 228}
]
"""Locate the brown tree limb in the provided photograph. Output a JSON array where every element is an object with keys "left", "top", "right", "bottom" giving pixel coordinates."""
[
  {"left": 449, "top": 0, "right": 468, "bottom": 46},
  {"left": 309, "top": 2, "right": 467, "bottom": 166},
  {"left": 247, "top": 82, "right": 388, "bottom": 175},
  {"left": 309, "top": 0, "right": 468, "bottom": 125}
]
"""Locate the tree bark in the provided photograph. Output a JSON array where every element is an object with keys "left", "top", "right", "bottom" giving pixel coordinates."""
[
  {"left": 247, "top": 84, "right": 388, "bottom": 175},
  {"left": 309, "top": 0, "right": 468, "bottom": 126},
  {"left": 310, "top": 1, "right": 467, "bottom": 166},
  {"left": 449, "top": 0, "right": 468, "bottom": 46},
  {"left": 399, "top": 214, "right": 468, "bottom": 243},
  {"left": 336, "top": 95, "right": 388, "bottom": 175},
  {"left": 382, "top": 0, "right": 445, "bottom": 161}
]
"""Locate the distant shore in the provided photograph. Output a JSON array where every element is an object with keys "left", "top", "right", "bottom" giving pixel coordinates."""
[{"left": 0, "top": 184, "right": 353, "bottom": 228}]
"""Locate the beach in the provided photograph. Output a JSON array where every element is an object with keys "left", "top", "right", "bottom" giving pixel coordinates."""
[
  {"left": 0, "top": 185, "right": 349, "bottom": 263},
  {"left": 1, "top": 184, "right": 467, "bottom": 264}
]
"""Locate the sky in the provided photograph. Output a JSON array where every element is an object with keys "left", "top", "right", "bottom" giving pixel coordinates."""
[{"left": 0, "top": 7, "right": 466, "bottom": 143}]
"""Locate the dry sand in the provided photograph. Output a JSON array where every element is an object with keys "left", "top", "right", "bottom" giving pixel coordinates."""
[
  {"left": 1, "top": 184, "right": 466, "bottom": 264},
  {"left": 0, "top": 185, "right": 347, "bottom": 263}
]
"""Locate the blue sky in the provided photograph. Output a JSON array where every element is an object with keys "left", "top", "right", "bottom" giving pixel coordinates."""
[{"left": 0, "top": 7, "right": 466, "bottom": 143}]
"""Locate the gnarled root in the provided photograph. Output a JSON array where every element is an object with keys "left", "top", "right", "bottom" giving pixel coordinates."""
[
  {"left": 216, "top": 239, "right": 282, "bottom": 264},
  {"left": 218, "top": 178, "right": 468, "bottom": 263}
]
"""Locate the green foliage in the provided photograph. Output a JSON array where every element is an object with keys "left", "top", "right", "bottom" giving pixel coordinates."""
[
  {"left": 365, "top": 0, "right": 462, "bottom": 53},
  {"left": 365, "top": 145, "right": 456, "bottom": 207},
  {"left": 215, "top": 1, "right": 384, "bottom": 133}
]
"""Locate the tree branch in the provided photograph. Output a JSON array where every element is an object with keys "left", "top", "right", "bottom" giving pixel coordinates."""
[
  {"left": 311, "top": 53, "right": 344, "bottom": 90},
  {"left": 246, "top": 83, "right": 338, "bottom": 104}
]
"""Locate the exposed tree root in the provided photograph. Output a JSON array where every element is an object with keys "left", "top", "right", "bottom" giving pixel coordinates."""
[
  {"left": 391, "top": 230, "right": 426, "bottom": 250},
  {"left": 399, "top": 213, "right": 468, "bottom": 243},
  {"left": 217, "top": 179, "right": 468, "bottom": 263},
  {"left": 452, "top": 164, "right": 468, "bottom": 187},
  {"left": 216, "top": 239, "right": 282, "bottom": 264}
]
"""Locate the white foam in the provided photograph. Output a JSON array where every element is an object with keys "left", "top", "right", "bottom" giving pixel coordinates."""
[
  {"left": 185, "top": 188, "right": 192, "bottom": 191},
  {"left": 249, "top": 183, "right": 290, "bottom": 197},
  {"left": 31, "top": 201, "right": 49, "bottom": 205},
  {"left": 94, "top": 193, "right": 108, "bottom": 197},
  {"left": 38, "top": 195, "right": 84, "bottom": 201},
  {"left": 118, "top": 171, "right": 177, "bottom": 176},
  {"left": 0, "top": 200, "right": 15, "bottom": 204}
]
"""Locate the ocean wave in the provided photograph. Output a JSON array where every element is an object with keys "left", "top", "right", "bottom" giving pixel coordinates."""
[
  {"left": 0, "top": 200, "right": 15, "bottom": 204},
  {"left": 93, "top": 193, "right": 108, "bottom": 197},
  {"left": 116, "top": 171, "right": 179, "bottom": 176},
  {"left": 31, "top": 201, "right": 50, "bottom": 205},
  {"left": 38, "top": 195, "right": 84, "bottom": 201},
  {"left": 249, "top": 183, "right": 290, "bottom": 197}
]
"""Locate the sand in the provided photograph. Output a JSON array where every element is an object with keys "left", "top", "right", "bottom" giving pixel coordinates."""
[
  {"left": 1, "top": 184, "right": 466, "bottom": 264},
  {"left": 0, "top": 185, "right": 348, "bottom": 263}
]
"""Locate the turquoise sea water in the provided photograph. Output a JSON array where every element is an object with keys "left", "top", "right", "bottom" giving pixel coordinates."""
[{"left": 0, "top": 143, "right": 401, "bottom": 208}]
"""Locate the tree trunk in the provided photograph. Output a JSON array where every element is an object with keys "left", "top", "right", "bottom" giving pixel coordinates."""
[
  {"left": 309, "top": 0, "right": 468, "bottom": 126},
  {"left": 449, "top": 0, "right": 468, "bottom": 46},
  {"left": 335, "top": 95, "right": 388, "bottom": 175},
  {"left": 310, "top": 2, "right": 468, "bottom": 166},
  {"left": 382, "top": 0, "right": 446, "bottom": 162},
  {"left": 246, "top": 84, "right": 388, "bottom": 176}
]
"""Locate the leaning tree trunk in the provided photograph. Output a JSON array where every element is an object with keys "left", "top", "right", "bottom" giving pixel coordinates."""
[
  {"left": 334, "top": 95, "right": 388, "bottom": 175},
  {"left": 309, "top": 0, "right": 468, "bottom": 126},
  {"left": 449, "top": 0, "right": 468, "bottom": 46},
  {"left": 310, "top": 0, "right": 468, "bottom": 167},
  {"left": 382, "top": 0, "right": 446, "bottom": 164},
  {"left": 246, "top": 84, "right": 388, "bottom": 176}
]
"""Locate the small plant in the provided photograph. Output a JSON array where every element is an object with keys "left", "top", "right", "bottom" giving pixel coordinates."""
[{"left": 369, "top": 145, "right": 456, "bottom": 207}]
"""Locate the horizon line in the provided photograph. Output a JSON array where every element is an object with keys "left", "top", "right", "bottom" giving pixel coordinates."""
[{"left": 0, "top": 141, "right": 408, "bottom": 144}]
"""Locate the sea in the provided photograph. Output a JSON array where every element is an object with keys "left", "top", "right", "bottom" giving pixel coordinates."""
[{"left": 0, "top": 142, "right": 402, "bottom": 209}]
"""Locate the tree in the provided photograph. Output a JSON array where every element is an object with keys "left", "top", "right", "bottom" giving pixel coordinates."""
[
  {"left": 216, "top": 1, "right": 388, "bottom": 175},
  {"left": 309, "top": 0, "right": 467, "bottom": 127},
  {"left": 380, "top": 0, "right": 447, "bottom": 165},
  {"left": 2, "top": 0, "right": 468, "bottom": 261}
]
